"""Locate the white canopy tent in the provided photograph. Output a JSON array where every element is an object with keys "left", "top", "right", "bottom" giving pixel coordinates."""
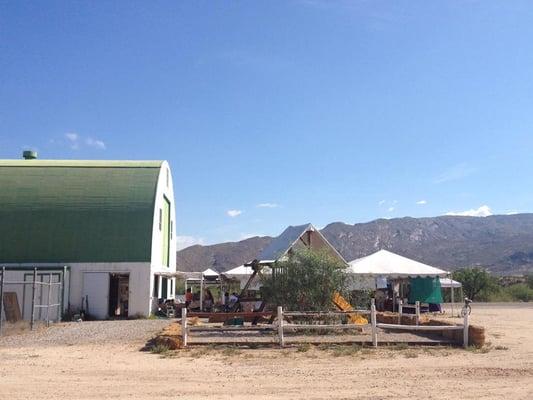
[
  {"left": 347, "top": 250, "right": 450, "bottom": 312},
  {"left": 439, "top": 278, "right": 462, "bottom": 288},
  {"left": 223, "top": 265, "right": 270, "bottom": 290},
  {"left": 347, "top": 249, "right": 448, "bottom": 278},
  {"left": 202, "top": 268, "right": 219, "bottom": 279}
]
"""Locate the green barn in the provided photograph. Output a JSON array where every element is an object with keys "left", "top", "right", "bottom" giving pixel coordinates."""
[{"left": 0, "top": 152, "right": 176, "bottom": 319}]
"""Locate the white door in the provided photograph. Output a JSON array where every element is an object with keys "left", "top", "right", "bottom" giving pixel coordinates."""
[{"left": 82, "top": 273, "right": 109, "bottom": 319}]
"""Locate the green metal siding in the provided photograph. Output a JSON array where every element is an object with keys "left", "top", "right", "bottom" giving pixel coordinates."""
[{"left": 0, "top": 161, "right": 163, "bottom": 263}]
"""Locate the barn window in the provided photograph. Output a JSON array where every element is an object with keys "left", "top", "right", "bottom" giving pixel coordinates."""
[
  {"left": 159, "top": 208, "right": 162, "bottom": 230},
  {"left": 170, "top": 221, "right": 173, "bottom": 239},
  {"left": 166, "top": 168, "right": 169, "bottom": 187}
]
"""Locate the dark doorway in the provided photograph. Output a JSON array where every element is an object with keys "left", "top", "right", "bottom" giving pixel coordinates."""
[{"left": 109, "top": 274, "right": 129, "bottom": 317}]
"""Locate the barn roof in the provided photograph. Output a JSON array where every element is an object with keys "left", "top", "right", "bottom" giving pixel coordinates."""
[{"left": 0, "top": 159, "right": 164, "bottom": 263}]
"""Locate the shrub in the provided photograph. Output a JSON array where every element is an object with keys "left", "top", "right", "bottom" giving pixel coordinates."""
[{"left": 260, "top": 249, "right": 348, "bottom": 311}]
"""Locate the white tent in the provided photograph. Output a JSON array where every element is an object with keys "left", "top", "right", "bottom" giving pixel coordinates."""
[
  {"left": 440, "top": 278, "right": 462, "bottom": 288},
  {"left": 224, "top": 265, "right": 253, "bottom": 277},
  {"left": 347, "top": 249, "right": 448, "bottom": 278},
  {"left": 202, "top": 268, "right": 219, "bottom": 278},
  {"left": 223, "top": 265, "right": 270, "bottom": 290}
]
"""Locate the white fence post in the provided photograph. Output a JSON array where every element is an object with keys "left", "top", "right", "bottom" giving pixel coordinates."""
[
  {"left": 181, "top": 307, "right": 188, "bottom": 347},
  {"left": 415, "top": 301, "right": 420, "bottom": 326},
  {"left": 277, "top": 306, "right": 284, "bottom": 348},
  {"left": 398, "top": 300, "right": 403, "bottom": 324},
  {"left": 371, "top": 298, "right": 377, "bottom": 347},
  {"left": 463, "top": 308, "right": 469, "bottom": 349}
]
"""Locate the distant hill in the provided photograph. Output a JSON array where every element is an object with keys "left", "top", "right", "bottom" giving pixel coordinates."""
[{"left": 176, "top": 214, "right": 533, "bottom": 275}]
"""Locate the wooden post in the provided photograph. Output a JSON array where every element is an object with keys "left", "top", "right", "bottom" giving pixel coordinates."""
[
  {"left": 415, "top": 301, "right": 420, "bottom": 326},
  {"left": 0, "top": 267, "right": 5, "bottom": 336},
  {"left": 30, "top": 268, "right": 37, "bottom": 331},
  {"left": 200, "top": 275, "right": 204, "bottom": 311},
  {"left": 398, "top": 299, "right": 403, "bottom": 324},
  {"left": 181, "top": 307, "right": 188, "bottom": 347},
  {"left": 371, "top": 298, "right": 377, "bottom": 347},
  {"left": 277, "top": 306, "right": 284, "bottom": 347},
  {"left": 463, "top": 307, "right": 469, "bottom": 349}
]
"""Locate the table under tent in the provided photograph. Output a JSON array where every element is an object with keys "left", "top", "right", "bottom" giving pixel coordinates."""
[
  {"left": 177, "top": 268, "right": 239, "bottom": 312},
  {"left": 347, "top": 249, "right": 453, "bottom": 314}
]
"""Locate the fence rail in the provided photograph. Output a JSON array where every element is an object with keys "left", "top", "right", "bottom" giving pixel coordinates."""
[{"left": 180, "top": 299, "right": 470, "bottom": 348}]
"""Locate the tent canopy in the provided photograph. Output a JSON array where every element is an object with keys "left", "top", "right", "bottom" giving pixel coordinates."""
[
  {"left": 347, "top": 249, "right": 448, "bottom": 278},
  {"left": 202, "top": 268, "right": 219, "bottom": 277},
  {"left": 439, "top": 278, "right": 462, "bottom": 288},
  {"left": 224, "top": 265, "right": 253, "bottom": 276}
]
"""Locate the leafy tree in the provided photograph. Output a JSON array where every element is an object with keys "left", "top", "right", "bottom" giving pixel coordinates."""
[
  {"left": 526, "top": 274, "right": 533, "bottom": 290},
  {"left": 260, "top": 249, "right": 348, "bottom": 311},
  {"left": 452, "top": 267, "right": 496, "bottom": 301}
]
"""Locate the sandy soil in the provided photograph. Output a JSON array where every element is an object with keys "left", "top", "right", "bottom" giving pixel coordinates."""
[{"left": 1, "top": 303, "right": 532, "bottom": 400}]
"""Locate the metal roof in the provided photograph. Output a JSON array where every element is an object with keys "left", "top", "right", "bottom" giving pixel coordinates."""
[
  {"left": 258, "top": 224, "right": 314, "bottom": 261},
  {"left": 0, "top": 159, "right": 164, "bottom": 263}
]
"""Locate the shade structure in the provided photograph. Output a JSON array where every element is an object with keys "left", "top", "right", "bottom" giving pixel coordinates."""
[
  {"left": 202, "top": 268, "right": 219, "bottom": 281},
  {"left": 224, "top": 265, "right": 253, "bottom": 277},
  {"left": 347, "top": 249, "right": 448, "bottom": 278},
  {"left": 440, "top": 278, "right": 462, "bottom": 288}
]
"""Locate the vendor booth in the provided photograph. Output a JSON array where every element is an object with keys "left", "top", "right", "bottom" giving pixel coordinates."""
[{"left": 347, "top": 249, "right": 450, "bottom": 312}]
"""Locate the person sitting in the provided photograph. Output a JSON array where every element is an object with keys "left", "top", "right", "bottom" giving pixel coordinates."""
[
  {"left": 185, "top": 288, "right": 193, "bottom": 309},
  {"left": 204, "top": 288, "right": 214, "bottom": 312}
]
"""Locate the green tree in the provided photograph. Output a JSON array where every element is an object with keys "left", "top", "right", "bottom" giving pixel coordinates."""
[
  {"left": 526, "top": 274, "right": 533, "bottom": 290},
  {"left": 452, "top": 267, "right": 496, "bottom": 301},
  {"left": 260, "top": 249, "right": 348, "bottom": 311}
]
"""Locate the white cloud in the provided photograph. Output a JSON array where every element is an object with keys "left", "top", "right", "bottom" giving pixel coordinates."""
[
  {"left": 446, "top": 205, "right": 492, "bottom": 217},
  {"left": 85, "top": 137, "right": 106, "bottom": 150},
  {"left": 435, "top": 163, "right": 476, "bottom": 184},
  {"left": 65, "top": 132, "right": 80, "bottom": 149},
  {"left": 256, "top": 203, "right": 279, "bottom": 208},
  {"left": 388, "top": 207, "right": 395, "bottom": 212},
  {"left": 416, "top": 200, "right": 427, "bottom": 205},
  {"left": 62, "top": 132, "right": 105, "bottom": 150},
  {"left": 226, "top": 209, "right": 243, "bottom": 217},
  {"left": 65, "top": 132, "right": 78, "bottom": 141},
  {"left": 378, "top": 200, "right": 386, "bottom": 206},
  {"left": 176, "top": 235, "right": 205, "bottom": 250}
]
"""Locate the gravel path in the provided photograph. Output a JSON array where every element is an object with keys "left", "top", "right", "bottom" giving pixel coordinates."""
[{"left": 0, "top": 319, "right": 171, "bottom": 348}]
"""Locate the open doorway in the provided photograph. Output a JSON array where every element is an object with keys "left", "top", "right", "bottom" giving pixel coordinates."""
[{"left": 109, "top": 274, "right": 129, "bottom": 318}]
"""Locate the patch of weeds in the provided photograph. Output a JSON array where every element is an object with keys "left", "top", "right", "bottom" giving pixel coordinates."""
[
  {"left": 389, "top": 343, "right": 409, "bottom": 351},
  {"left": 297, "top": 343, "right": 311, "bottom": 353},
  {"left": 466, "top": 345, "right": 491, "bottom": 354},
  {"left": 221, "top": 346, "right": 242, "bottom": 357},
  {"left": 317, "top": 343, "right": 332, "bottom": 352},
  {"left": 150, "top": 344, "right": 170, "bottom": 355},
  {"left": 331, "top": 344, "right": 362, "bottom": 357},
  {"left": 494, "top": 345, "right": 509, "bottom": 351},
  {"left": 404, "top": 350, "right": 418, "bottom": 359},
  {"left": 247, "top": 343, "right": 260, "bottom": 350},
  {"left": 190, "top": 347, "right": 212, "bottom": 358}
]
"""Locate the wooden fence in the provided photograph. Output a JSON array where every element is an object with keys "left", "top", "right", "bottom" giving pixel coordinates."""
[{"left": 180, "top": 298, "right": 470, "bottom": 348}]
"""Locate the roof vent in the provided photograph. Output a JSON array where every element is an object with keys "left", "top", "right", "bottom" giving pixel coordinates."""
[{"left": 22, "top": 150, "right": 37, "bottom": 160}]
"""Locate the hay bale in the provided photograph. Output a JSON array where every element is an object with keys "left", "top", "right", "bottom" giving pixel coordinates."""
[
  {"left": 154, "top": 323, "right": 184, "bottom": 350},
  {"left": 154, "top": 335, "right": 182, "bottom": 350},
  {"left": 469, "top": 325, "right": 485, "bottom": 348}
]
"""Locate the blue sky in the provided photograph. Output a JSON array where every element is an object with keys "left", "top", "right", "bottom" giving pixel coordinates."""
[{"left": 2, "top": 1, "right": 533, "bottom": 248}]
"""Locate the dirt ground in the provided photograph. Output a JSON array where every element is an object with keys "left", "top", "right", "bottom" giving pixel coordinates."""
[{"left": 1, "top": 303, "right": 532, "bottom": 400}]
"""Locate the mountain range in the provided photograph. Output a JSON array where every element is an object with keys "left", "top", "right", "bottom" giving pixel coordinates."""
[{"left": 176, "top": 214, "right": 533, "bottom": 275}]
